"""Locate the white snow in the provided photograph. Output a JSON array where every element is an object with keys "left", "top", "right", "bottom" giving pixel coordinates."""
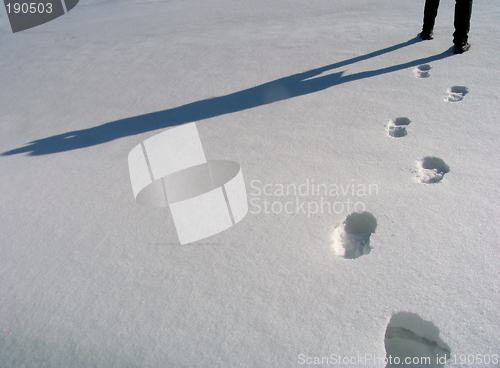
[{"left": 1, "top": 0, "right": 500, "bottom": 366}]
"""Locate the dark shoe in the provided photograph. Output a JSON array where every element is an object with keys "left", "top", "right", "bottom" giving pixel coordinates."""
[
  {"left": 454, "top": 42, "right": 470, "bottom": 54},
  {"left": 420, "top": 30, "right": 434, "bottom": 40}
]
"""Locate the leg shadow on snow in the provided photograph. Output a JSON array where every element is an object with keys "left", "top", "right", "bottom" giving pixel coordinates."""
[{"left": 3, "top": 36, "right": 454, "bottom": 156}]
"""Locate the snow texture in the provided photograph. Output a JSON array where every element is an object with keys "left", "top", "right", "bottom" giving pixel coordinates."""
[{"left": 1, "top": 0, "right": 500, "bottom": 367}]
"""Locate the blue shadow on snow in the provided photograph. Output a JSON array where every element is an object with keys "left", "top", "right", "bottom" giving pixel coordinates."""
[{"left": 2, "top": 36, "right": 454, "bottom": 156}]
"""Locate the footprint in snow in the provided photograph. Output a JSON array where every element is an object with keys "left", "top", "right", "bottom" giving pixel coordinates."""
[
  {"left": 444, "top": 86, "right": 468, "bottom": 102},
  {"left": 384, "top": 312, "right": 451, "bottom": 368},
  {"left": 417, "top": 156, "right": 450, "bottom": 184},
  {"left": 386, "top": 117, "right": 411, "bottom": 138},
  {"left": 414, "top": 64, "right": 431, "bottom": 78},
  {"left": 331, "top": 212, "right": 377, "bottom": 259}
]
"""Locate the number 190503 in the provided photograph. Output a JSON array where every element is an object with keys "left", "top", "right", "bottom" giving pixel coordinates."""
[
  {"left": 4, "top": 0, "right": 79, "bottom": 33},
  {"left": 450, "top": 354, "right": 498, "bottom": 365},
  {"left": 6, "top": 2, "right": 53, "bottom": 14}
]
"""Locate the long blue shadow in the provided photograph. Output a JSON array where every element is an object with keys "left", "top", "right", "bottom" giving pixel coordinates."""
[{"left": 2, "top": 36, "right": 454, "bottom": 156}]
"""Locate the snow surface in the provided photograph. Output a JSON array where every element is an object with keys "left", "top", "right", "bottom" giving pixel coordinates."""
[{"left": 1, "top": 0, "right": 500, "bottom": 367}]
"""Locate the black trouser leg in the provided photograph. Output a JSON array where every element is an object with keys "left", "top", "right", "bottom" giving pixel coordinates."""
[
  {"left": 453, "top": 0, "right": 473, "bottom": 44},
  {"left": 423, "top": 0, "right": 440, "bottom": 32}
]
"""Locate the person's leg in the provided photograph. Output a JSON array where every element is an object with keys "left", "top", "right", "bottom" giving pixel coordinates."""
[
  {"left": 453, "top": 0, "right": 473, "bottom": 45},
  {"left": 421, "top": 0, "right": 440, "bottom": 39},
  {"left": 423, "top": 0, "right": 440, "bottom": 31}
]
